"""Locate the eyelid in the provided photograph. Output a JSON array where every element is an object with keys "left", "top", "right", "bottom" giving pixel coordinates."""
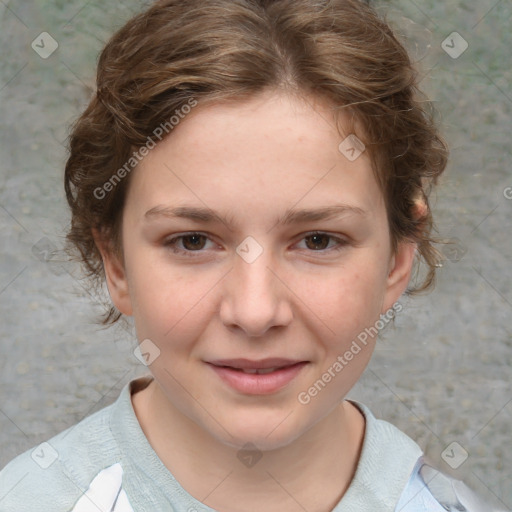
[
  {"left": 294, "top": 231, "right": 349, "bottom": 251},
  {"left": 163, "top": 231, "right": 349, "bottom": 257},
  {"left": 163, "top": 232, "right": 217, "bottom": 256}
]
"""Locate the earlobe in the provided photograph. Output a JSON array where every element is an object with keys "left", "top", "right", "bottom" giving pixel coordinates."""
[{"left": 92, "top": 229, "right": 133, "bottom": 317}]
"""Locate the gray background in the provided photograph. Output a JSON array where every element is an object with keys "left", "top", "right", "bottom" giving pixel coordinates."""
[{"left": 0, "top": 0, "right": 511, "bottom": 509}]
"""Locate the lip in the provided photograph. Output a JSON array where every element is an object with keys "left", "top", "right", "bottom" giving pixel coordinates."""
[
  {"left": 207, "top": 358, "right": 304, "bottom": 370},
  {"left": 206, "top": 360, "right": 308, "bottom": 395}
]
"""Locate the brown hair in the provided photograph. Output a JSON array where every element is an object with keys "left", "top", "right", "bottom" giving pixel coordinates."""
[{"left": 64, "top": 0, "right": 448, "bottom": 325}]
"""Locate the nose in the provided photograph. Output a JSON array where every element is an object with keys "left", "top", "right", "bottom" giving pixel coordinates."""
[{"left": 219, "top": 245, "right": 293, "bottom": 338}]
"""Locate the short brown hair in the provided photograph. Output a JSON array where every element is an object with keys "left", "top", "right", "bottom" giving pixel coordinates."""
[{"left": 64, "top": 0, "right": 449, "bottom": 325}]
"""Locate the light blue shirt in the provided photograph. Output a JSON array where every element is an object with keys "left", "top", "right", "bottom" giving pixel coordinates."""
[{"left": 0, "top": 376, "right": 493, "bottom": 511}]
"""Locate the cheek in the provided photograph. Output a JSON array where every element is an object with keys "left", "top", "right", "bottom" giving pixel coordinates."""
[
  {"left": 300, "top": 259, "right": 389, "bottom": 337},
  {"left": 297, "top": 267, "right": 386, "bottom": 395},
  {"left": 127, "top": 253, "right": 217, "bottom": 343}
]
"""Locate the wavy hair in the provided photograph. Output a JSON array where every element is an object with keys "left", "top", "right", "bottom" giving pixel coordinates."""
[{"left": 64, "top": 0, "right": 449, "bottom": 324}]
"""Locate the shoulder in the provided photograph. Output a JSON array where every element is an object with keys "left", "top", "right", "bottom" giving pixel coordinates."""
[
  {"left": 335, "top": 400, "right": 423, "bottom": 510},
  {"left": 0, "top": 391, "right": 123, "bottom": 511},
  {"left": 343, "top": 402, "right": 500, "bottom": 511},
  {"left": 396, "top": 457, "right": 504, "bottom": 512}
]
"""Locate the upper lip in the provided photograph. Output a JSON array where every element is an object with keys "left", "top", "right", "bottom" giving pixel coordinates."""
[{"left": 206, "top": 358, "right": 306, "bottom": 370}]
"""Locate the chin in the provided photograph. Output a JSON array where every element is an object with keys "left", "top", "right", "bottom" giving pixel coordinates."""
[{"left": 206, "top": 410, "right": 309, "bottom": 452}]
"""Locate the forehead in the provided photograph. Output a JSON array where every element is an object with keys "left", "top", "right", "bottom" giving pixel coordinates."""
[
  {"left": 153, "top": 90, "right": 351, "bottom": 168},
  {"left": 125, "top": 90, "right": 384, "bottom": 225}
]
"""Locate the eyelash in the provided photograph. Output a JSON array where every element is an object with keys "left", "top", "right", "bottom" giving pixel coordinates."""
[{"left": 163, "top": 232, "right": 349, "bottom": 258}]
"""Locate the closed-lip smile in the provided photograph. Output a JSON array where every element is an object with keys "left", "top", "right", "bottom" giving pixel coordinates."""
[{"left": 205, "top": 358, "right": 309, "bottom": 394}]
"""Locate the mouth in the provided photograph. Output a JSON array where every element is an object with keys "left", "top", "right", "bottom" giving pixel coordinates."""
[
  {"left": 207, "top": 358, "right": 306, "bottom": 371},
  {"left": 225, "top": 367, "right": 285, "bottom": 375},
  {"left": 205, "top": 358, "right": 309, "bottom": 394}
]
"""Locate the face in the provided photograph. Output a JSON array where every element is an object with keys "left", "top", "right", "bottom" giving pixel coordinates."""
[{"left": 100, "top": 90, "right": 416, "bottom": 451}]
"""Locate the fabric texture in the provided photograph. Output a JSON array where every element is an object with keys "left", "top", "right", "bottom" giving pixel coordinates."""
[
  {"left": 395, "top": 457, "right": 503, "bottom": 512},
  {"left": 0, "top": 375, "right": 468, "bottom": 511}
]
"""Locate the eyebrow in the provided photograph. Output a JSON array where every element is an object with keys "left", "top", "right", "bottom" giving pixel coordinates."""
[{"left": 144, "top": 204, "right": 367, "bottom": 229}]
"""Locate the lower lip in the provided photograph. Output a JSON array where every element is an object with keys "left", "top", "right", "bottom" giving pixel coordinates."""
[{"left": 207, "top": 362, "right": 308, "bottom": 395}]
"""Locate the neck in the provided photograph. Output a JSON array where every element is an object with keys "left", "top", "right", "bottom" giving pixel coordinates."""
[{"left": 132, "top": 378, "right": 365, "bottom": 512}]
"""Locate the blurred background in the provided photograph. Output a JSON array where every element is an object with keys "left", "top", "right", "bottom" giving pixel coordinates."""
[{"left": 0, "top": 0, "right": 511, "bottom": 509}]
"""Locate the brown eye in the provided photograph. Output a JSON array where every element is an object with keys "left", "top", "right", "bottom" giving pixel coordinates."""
[
  {"left": 164, "top": 233, "right": 214, "bottom": 256},
  {"left": 181, "top": 234, "right": 207, "bottom": 250},
  {"left": 304, "top": 233, "right": 331, "bottom": 251},
  {"left": 296, "top": 232, "right": 349, "bottom": 254}
]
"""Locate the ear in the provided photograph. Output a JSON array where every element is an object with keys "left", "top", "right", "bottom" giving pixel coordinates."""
[
  {"left": 92, "top": 228, "right": 133, "bottom": 317},
  {"left": 381, "top": 240, "right": 417, "bottom": 313},
  {"left": 381, "top": 198, "right": 426, "bottom": 313}
]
